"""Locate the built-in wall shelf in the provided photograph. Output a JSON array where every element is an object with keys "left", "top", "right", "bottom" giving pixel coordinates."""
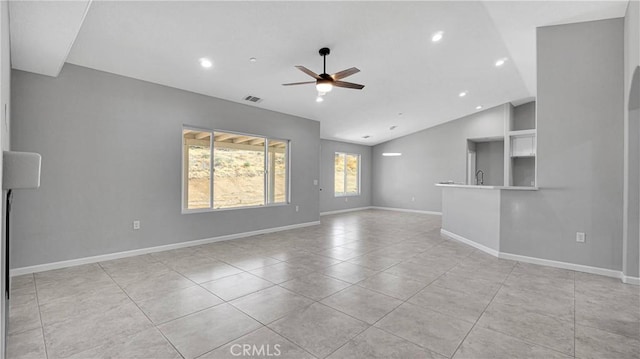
[
  {"left": 466, "top": 102, "right": 537, "bottom": 188},
  {"left": 510, "top": 133, "right": 536, "bottom": 157},
  {"left": 504, "top": 101, "right": 537, "bottom": 187},
  {"left": 508, "top": 129, "right": 536, "bottom": 137}
]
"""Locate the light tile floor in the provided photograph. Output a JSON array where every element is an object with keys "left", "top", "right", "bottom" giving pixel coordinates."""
[{"left": 7, "top": 210, "right": 640, "bottom": 359}]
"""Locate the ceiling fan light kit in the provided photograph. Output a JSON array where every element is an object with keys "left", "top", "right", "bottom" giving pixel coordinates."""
[
  {"left": 283, "top": 47, "right": 365, "bottom": 95},
  {"left": 316, "top": 79, "right": 333, "bottom": 93}
]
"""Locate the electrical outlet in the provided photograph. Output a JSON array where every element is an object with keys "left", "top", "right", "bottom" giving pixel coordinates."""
[
  {"left": 576, "top": 232, "right": 586, "bottom": 243},
  {"left": 313, "top": 179, "right": 318, "bottom": 186},
  {"left": 411, "top": 197, "right": 415, "bottom": 202},
  {"left": 295, "top": 205, "right": 299, "bottom": 212},
  {"left": 133, "top": 220, "right": 141, "bottom": 230}
]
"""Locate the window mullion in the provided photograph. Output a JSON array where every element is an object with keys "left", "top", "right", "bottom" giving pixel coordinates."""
[
  {"left": 214, "top": 132, "right": 216, "bottom": 209},
  {"left": 264, "top": 138, "right": 268, "bottom": 205},
  {"left": 343, "top": 154, "right": 347, "bottom": 196},
  {"left": 358, "top": 155, "right": 361, "bottom": 195}
]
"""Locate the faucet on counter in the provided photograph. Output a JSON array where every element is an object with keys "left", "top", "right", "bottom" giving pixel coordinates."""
[{"left": 475, "top": 170, "right": 484, "bottom": 185}]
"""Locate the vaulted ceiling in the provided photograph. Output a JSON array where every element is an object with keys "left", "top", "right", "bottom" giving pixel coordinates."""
[{"left": 9, "top": 1, "right": 628, "bottom": 145}]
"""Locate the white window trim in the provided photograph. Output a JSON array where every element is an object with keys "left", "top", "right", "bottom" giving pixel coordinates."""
[
  {"left": 334, "top": 152, "right": 361, "bottom": 197},
  {"left": 181, "top": 126, "right": 291, "bottom": 213}
]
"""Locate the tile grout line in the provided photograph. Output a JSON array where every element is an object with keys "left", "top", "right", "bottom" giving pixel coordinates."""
[
  {"left": 573, "top": 272, "right": 578, "bottom": 358},
  {"left": 366, "top": 246, "right": 483, "bottom": 358},
  {"left": 97, "top": 262, "right": 186, "bottom": 359},
  {"left": 18, "top": 211, "right": 636, "bottom": 358},
  {"left": 449, "top": 263, "right": 517, "bottom": 358},
  {"left": 450, "top": 263, "right": 578, "bottom": 358},
  {"left": 259, "top": 326, "right": 321, "bottom": 359},
  {"left": 192, "top": 325, "right": 268, "bottom": 359},
  {"left": 234, "top": 236, "right": 431, "bottom": 358},
  {"left": 324, "top": 240, "right": 480, "bottom": 359},
  {"left": 222, "top": 293, "right": 325, "bottom": 357},
  {"left": 32, "top": 273, "right": 50, "bottom": 359}
]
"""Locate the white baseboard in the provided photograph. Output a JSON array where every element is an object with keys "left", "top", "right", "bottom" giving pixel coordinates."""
[
  {"left": 11, "top": 221, "right": 321, "bottom": 276},
  {"left": 439, "top": 229, "right": 638, "bottom": 286},
  {"left": 622, "top": 275, "right": 640, "bottom": 285},
  {"left": 499, "top": 252, "right": 628, "bottom": 282},
  {"left": 440, "top": 229, "right": 499, "bottom": 257},
  {"left": 370, "top": 206, "right": 442, "bottom": 216},
  {"left": 320, "top": 206, "right": 373, "bottom": 216}
]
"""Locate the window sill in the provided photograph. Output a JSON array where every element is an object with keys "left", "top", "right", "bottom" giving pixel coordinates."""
[
  {"left": 334, "top": 194, "right": 361, "bottom": 198},
  {"left": 182, "top": 202, "right": 290, "bottom": 214}
]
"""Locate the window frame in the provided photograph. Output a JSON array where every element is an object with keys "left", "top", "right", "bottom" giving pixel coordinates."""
[
  {"left": 334, "top": 151, "right": 361, "bottom": 197},
  {"left": 182, "top": 126, "right": 291, "bottom": 214}
]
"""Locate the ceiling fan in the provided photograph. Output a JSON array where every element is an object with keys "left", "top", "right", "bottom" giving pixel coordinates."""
[{"left": 282, "top": 47, "right": 364, "bottom": 92}]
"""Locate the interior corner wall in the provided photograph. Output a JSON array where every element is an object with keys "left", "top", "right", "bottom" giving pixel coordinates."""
[
  {"left": 319, "top": 139, "right": 371, "bottom": 213},
  {"left": 371, "top": 104, "right": 506, "bottom": 212},
  {"left": 10, "top": 64, "right": 321, "bottom": 269},
  {"left": 500, "top": 18, "right": 624, "bottom": 271},
  {"left": 0, "top": 0, "right": 9, "bottom": 356},
  {"left": 623, "top": 0, "right": 640, "bottom": 278}
]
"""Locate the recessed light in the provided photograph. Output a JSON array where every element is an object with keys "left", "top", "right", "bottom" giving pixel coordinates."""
[
  {"left": 199, "top": 58, "right": 213, "bottom": 68},
  {"left": 431, "top": 31, "right": 444, "bottom": 42},
  {"left": 476, "top": 105, "right": 483, "bottom": 110},
  {"left": 362, "top": 135, "right": 371, "bottom": 139},
  {"left": 459, "top": 91, "right": 468, "bottom": 97},
  {"left": 382, "top": 152, "right": 402, "bottom": 157},
  {"left": 390, "top": 125, "right": 397, "bottom": 130},
  {"left": 495, "top": 58, "right": 508, "bottom": 67},
  {"left": 316, "top": 96, "right": 324, "bottom": 103},
  {"left": 249, "top": 57, "right": 257, "bottom": 63}
]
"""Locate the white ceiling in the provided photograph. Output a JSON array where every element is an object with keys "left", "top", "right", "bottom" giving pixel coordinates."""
[
  {"left": 9, "top": 0, "right": 91, "bottom": 77},
  {"left": 10, "top": 1, "right": 628, "bottom": 145}
]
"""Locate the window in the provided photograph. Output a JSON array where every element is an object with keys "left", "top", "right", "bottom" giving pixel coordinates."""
[
  {"left": 183, "top": 128, "right": 289, "bottom": 211},
  {"left": 334, "top": 152, "right": 360, "bottom": 196}
]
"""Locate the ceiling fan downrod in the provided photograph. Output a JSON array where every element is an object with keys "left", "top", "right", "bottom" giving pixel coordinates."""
[{"left": 319, "top": 47, "right": 330, "bottom": 75}]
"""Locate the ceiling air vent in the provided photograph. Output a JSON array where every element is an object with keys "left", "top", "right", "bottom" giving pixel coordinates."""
[
  {"left": 243, "top": 95, "right": 263, "bottom": 103},
  {"left": 362, "top": 135, "right": 371, "bottom": 139}
]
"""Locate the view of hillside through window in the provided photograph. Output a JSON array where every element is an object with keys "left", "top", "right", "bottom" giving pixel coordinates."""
[
  {"left": 334, "top": 152, "right": 360, "bottom": 196},
  {"left": 184, "top": 132, "right": 211, "bottom": 209},
  {"left": 183, "top": 129, "right": 288, "bottom": 210}
]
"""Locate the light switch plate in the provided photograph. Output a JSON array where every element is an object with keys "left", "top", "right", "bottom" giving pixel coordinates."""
[{"left": 576, "top": 232, "right": 586, "bottom": 243}]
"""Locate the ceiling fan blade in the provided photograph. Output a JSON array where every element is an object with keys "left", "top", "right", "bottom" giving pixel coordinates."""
[
  {"left": 331, "top": 67, "right": 360, "bottom": 80},
  {"left": 295, "top": 66, "right": 321, "bottom": 79},
  {"left": 282, "top": 81, "right": 316, "bottom": 86},
  {"left": 333, "top": 81, "right": 365, "bottom": 90}
]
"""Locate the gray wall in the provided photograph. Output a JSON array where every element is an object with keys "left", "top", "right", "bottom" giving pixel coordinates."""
[
  {"left": 475, "top": 140, "right": 504, "bottom": 186},
  {"left": 624, "top": 0, "right": 640, "bottom": 278},
  {"left": 10, "top": 64, "right": 321, "bottom": 268},
  {"left": 500, "top": 18, "right": 624, "bottom": 271},
  {"left": 627, "top": 102, "right": 639, "bottom": 277},
  {"left": 319, "top": 139, "right": 372, "bottom": 213},
  {"left": 0, "top": 0, "right": 9, "bottom": 355},
  {"left": 442, "top": 187, "right": 501, "bottom": 251},
  {"left": 372, "top": 104, "right": 506, "bottom": 212},
  {"left": 512, "top": 101, "right": 536, "bottom": 131},
  {"left": 511, "top": 157, "right": 536, "bottom": 187}
]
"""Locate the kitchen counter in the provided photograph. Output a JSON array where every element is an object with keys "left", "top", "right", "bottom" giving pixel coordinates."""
[{"left": 435, "top": 183, "right": 538, "bottom": 191}]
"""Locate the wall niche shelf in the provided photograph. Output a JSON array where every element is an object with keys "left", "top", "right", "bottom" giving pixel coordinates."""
[
  {"left": 504, "top": 101, "right": 537, "bottom": 187},
  {"left": 510, "top": 132, "right": 536, "bottom": 157}
]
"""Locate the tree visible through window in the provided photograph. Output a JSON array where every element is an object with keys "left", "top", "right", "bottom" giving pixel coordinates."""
[
  {"left": 334, "top": 152, "right": 360, "bottom": 196},
  {"left": 183, "top": 129, "right": 289, "bottom": 210}
]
